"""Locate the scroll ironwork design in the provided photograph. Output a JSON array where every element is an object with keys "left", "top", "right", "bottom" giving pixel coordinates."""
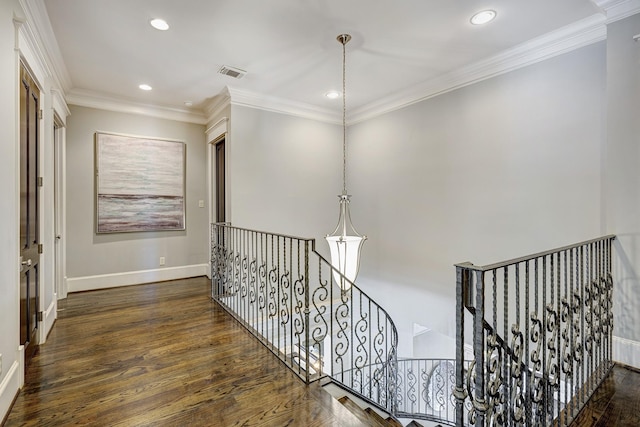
[
  {"left": 211, "top": 223, "right": 398, "bottom": 414},
  {"left": 455, "top": 235, "right": 615, "bottom": 426},
  {"left": 396, "top": 358, "right": 473, "bottom": 425}
]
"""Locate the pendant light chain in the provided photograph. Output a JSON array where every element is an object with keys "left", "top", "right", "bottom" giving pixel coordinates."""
[{"left": 341, "top": 35, "right": 347, "bottom": 196}]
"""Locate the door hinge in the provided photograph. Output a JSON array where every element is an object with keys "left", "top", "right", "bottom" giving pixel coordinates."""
[
  {"left": 38, "top": 311, "right": 43, "bottom": 322},
  {"left": 38, "top": 243, "right": 43, "bottom": 254},
  {"left": 38, "top": 176, "right": 43, "bottom": 187},
  {"left": 39, "top": 109, "right": 43, "bottom": 120}
]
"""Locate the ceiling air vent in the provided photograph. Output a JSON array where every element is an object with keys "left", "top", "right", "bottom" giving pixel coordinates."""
[{"left": 218, "top": 65, "right": 246, "bottom": 79}]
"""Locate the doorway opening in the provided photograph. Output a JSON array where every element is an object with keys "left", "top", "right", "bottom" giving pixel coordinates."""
[
  {"left": 19, "top": 63, "right": 41, "bottom": 371},
  {"left": 54, "top": 117, "right": 66, "bottom": 300},
  {"left": 215, "top": 137, "right": 225, "bottom": 223}
]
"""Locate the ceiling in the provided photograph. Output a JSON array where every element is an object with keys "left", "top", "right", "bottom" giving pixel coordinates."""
[{"left": 34, "top": 0, "right": 609, "bottom": 123}]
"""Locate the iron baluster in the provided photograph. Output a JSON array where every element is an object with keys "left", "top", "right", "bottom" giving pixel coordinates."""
[
  {"left": 474, "top": 269, "right": 488, "bottom": 426},
  {"left": 454, "top": 265, "right": 468, "bottom": 427}
]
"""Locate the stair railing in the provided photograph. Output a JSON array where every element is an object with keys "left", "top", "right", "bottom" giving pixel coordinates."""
[
  {"left": 211, "top": 223, "right": 398, "bottom": 414},
  {"left": 396, "top": 358, "right": 473, "bottom": 425},
  {"left": 454, "top": 235, "right": 615, "bottom": 426}
]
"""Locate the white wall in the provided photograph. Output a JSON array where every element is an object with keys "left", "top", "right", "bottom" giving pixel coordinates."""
[
  {"left": 65, "top": 105, "right": 209, "bottom": 291},
  {"left": 605, "top": 13, "right": 640, "bottom": 368},
  {"left": 0, "top": 0, "right": 22, "bottom": 420},
  {"left": 349, "top": 42, "right": 606, "bottom": 356},
  {"left": 228, "top": 104, "right": 342, "bottom": 249}
]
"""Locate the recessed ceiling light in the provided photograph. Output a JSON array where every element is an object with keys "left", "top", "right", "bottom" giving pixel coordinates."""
[
  {"left": 325, "top": 91, "right": 341, "bottom": 99},
  {"left": 150, "top": 18, "right": 169, "bottom": 31},
  {"left": 184, "top": 101, "right": 193, "bottom": 107},
  {"left": 470, "top": 10, "right": 496, "bottom": 25},
  {"left": 139, "top": 84, "right": 152, "bottom": 91}
]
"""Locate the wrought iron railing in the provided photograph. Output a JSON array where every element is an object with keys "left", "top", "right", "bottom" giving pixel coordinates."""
[
  {"left": 454, "top": 235, "right": 615, "bottom": 426},
  {"left": 396, "top": 358, "right": 473, "bottom": 425},
  {"left": 211, "top": 223, "right": 398, "bottom": 414}
]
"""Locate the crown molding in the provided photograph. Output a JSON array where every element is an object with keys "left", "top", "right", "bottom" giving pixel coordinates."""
[
  {"left": 349, "top": 13, "right": 607, "bottom": 124},
  {"left": 22, "top": 0, "right": 625, "bottom": 128},
  {"left": 226, "top": 86, "right": 340, "bottom": 124},
  {"left": 204, "top": 88, "right": 231, "bottom": 126},
  {"left": 66, "top": 89, "right": 207, "bottom": 125},
  {"left": 20, "top": 0, "right": 72, "bottom": 93},
  {"left": 16, "top": 16, "right": 50, "bottom": 89},
  {"left": 594, "top": 0, "right": 640, "bottom": 22}
]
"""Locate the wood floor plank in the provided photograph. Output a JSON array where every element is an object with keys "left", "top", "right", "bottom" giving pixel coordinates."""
[
  {"left": 4, "top": 277, "right": 367, "bottom": 426},
  {"left": 571, "top": 364, "right": 640, "bottom": 427}
]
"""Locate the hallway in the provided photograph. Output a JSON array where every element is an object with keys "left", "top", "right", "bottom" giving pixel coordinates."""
[{"left": 3, "top": 277, "right": 364, "bottom": 426}]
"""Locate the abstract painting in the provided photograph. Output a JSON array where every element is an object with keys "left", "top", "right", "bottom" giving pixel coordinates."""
[{"left": 95, "top": 132, "right": 186, "bottom": 233}]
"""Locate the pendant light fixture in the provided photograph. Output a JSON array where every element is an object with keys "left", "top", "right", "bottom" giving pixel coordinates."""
[{"left": 326, "top": 34, "right": 366, "bottom": 292}]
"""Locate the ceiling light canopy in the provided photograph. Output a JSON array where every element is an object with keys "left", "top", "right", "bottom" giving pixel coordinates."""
[
  {"left": 139, "top": 84, "right": 152, "bottom": 91},
  {"left": 470, "top": 10, "right": 497, "bottom": 25},
  {"left": 150, "top": 18, "right": 169, "bottom": 31}
]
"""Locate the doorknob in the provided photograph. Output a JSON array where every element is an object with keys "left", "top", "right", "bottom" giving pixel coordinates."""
[
  {"left": 20, "top": 256, "right": 31, "bottom": 272},
  {"left": 56, "top": 235, "right": 61, "bottom": 240}
]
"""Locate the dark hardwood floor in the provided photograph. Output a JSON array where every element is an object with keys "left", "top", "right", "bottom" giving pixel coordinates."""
[
  {"left": 3, "top": 277, "right": 365, "bottom": 426},
  {"left": 5, "top": 276, "right": 639, "bottom": 426},
  {"left": 569, "top": 364, "right": 640, "bottom": 427}
]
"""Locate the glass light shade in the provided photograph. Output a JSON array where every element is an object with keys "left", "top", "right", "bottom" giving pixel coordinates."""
[{"left": 325, "top": 194, "right": 366, "bottom": 291}]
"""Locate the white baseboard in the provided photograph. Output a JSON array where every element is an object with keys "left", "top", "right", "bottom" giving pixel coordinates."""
[
  {"left": 0, "top": 345, "right": 24, "bottom": 422},
  {"left": 613, "top": 335, "right": 640, "bottom": 369},
  {"left": 67, "top": 264, "right": 209, "bottom": 293},
  {"left": 0, "top": 359, "right": 20, "bottom": 422},
  {"left": 59, "top": 276, "right": 68, "bottom": 299},
  {"left": 40, "top": 298, "right": 57, "bottom": 344}
]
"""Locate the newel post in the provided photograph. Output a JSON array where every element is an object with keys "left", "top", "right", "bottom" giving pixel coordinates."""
[{"left": 454, "top": 264, "right": 470, "bottom": 426}]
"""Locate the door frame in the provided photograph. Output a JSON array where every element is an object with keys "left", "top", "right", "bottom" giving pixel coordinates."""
[
  {"left": 206, "top": 117, "right": 229, "bottom": 279},
  {"left": 53, "top": 114, "right": 67, "bottom": 299},
  {"left": 19, "top": 61, "right": 42, "bottom": 371},
  {"left": 12, "top": 10, "right": 70, "bottom": 393},
  {"left": 17, "top": 59, "right": 70, "bottom": 347}
]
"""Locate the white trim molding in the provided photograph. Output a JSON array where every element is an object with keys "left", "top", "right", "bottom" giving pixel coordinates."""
[
  {"left": 350, "top": 14, "right": 607, "bottom": 124},
  {"left": 613, "top": 335, "right": 640, "bottom": 369},
  {"left": 66, "top": 264, "right": 209, "bottom": 293},
  {"left": 205, "top": 88, "right": 231, "bottom": 125},
  {"left": 594, "top": 0, "right": 640, "bottom": 23},
  {"left": 51, "top": 88, "right": 70, "bottom": 123},
  {"left": 21, "top": 0, "right": 629, "bottom": 127},
  {"left": 66, "top": 88, "right": 207, "bottom": 125},
  {"left": 206, "top": 117, "right": 228, "bottom": 144},
  {"left": 0, "top": 359, "right": 20, "bottom": 423},
  {"left": 20, "top": 0, "right": 72, "bottom": 92},
  {"left": 39, "top": 298, "right": 57, "bottom": 344},
  {"left": 226, "top": 86, "right": 340, "bottom": 124}
]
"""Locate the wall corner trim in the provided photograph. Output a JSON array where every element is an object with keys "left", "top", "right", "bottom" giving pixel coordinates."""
[
  {"left": 66, "top": 264, "right": 209, "bottom": 293},
  {"left": 613, "top": 335, "right": 640, "bottom": 369},
  {"left": 40, "top": 298, "right": 57, "bottom": 345}
]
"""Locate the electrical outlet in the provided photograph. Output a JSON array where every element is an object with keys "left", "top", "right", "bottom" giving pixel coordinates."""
[
  {"left": 198, "top": 200, "right": 204, "bottom": 208},
  {"left": 159, "top": 257, "right": 165, "bottom": 266}
]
